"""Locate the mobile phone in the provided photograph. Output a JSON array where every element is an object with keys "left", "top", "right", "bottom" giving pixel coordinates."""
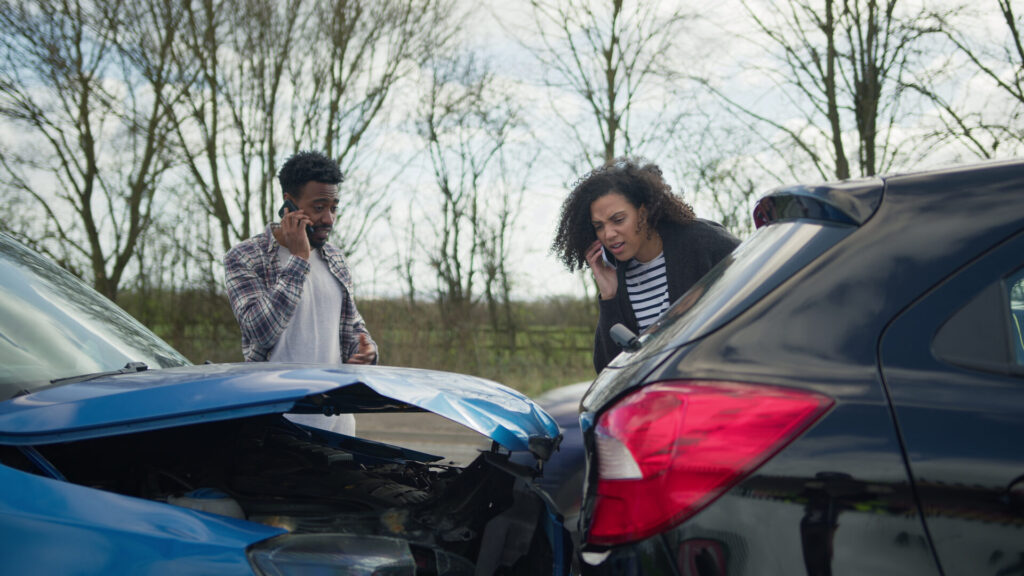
[
  {"left": 278, "top": 198, "right": 298, "bottom": 218},
  {"left": 601, "top": 245, "right": 617, "bottom": 269},
  {"left": 278, "top": 198, "right": 315, "bottom": 237}
]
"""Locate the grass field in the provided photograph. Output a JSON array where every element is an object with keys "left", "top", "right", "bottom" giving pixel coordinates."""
[{"left": 119, "top": 290, "right": 598, "bottom": 397}]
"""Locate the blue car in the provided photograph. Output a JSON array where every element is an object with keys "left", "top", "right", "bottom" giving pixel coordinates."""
[
  {"left": 0, "top": 233, "right": 570, "bottom": 575},
  {"left": 524, "top": 382, "right": 589, "bottom": 541}
]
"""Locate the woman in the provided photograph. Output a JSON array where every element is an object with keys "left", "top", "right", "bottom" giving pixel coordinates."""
[{"left": 552, "top": 158, "right": 740, "bottom": 372}]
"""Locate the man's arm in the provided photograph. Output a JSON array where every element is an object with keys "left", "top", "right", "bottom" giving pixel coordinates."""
[
  {"left": 339, "top": 293, "right": 377, "bottom": 364},
  {"left": 224, "top": 245, "right": 308, "bottom": 359}
]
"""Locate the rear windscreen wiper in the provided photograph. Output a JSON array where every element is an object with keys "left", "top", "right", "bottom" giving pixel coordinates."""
[{"left": 48, "top": 361, "right": 149, "bottom": 386}]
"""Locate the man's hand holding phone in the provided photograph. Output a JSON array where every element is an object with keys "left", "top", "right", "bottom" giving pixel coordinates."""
[
  {"left": 585, "top": 240, "right": 619, "bottom": 300},
  {"left": 278, "top": 198, "right": 313, "bottom": 261}
]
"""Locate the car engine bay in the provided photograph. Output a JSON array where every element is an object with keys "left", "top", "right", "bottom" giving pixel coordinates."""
[{"left": 0, "top": 414, "right": 560, "bottom": 574}]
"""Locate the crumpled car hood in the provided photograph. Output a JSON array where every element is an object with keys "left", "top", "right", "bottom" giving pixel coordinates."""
[{"left": 0, "top": 363, "right": 560, "bottom": 455}]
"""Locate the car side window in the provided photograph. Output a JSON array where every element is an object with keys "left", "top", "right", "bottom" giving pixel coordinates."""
[
  {"left": 932, "top": 266, "right": 1024, "bottom": 374},
  {"left": 1009, "top": 269, "right": 1024, "bottom": 365}
]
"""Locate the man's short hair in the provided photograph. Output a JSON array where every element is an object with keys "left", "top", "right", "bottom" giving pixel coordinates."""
[{"left": 278, "top": 151, "right": 344, "bottom": 198}]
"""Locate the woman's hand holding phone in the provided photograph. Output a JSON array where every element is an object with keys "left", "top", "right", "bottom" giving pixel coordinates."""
[{"left": 585, "top": 240, "right": 619, "bottom": 300}]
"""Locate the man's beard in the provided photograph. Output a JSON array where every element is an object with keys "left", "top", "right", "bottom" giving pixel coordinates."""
[{"left": 308, "top": 226, "right": 329, "bottom": 248}]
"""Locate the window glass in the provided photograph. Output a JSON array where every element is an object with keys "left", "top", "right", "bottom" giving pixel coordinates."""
[
  {"left": 1009, "top": 269, "right": 1024, "bottom": 365},
  {"left": 632, "top": 221, "right": 854, "bottom": 359},
  {"left": 0, "top": 235, "right": 190, "bottom": 399}
]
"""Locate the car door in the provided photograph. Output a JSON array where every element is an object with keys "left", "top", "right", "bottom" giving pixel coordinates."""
[{"left": 880, "top": 230, "right": 1024, "bottom": 576}]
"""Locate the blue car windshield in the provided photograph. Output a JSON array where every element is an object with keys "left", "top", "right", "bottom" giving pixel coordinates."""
[{"left": 0, "top": 235, "right": 190, "bottom": 398}]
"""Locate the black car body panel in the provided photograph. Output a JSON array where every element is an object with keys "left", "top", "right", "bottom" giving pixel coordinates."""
[
  {"left": 880, "top": 229, "right": 1024, "bottom": 576},
  {"left": 578, "top": 160, "right": 1024, "bottom": 575},
  {"left": 580, "top": 221, "right": 858, "bottom": 411}
]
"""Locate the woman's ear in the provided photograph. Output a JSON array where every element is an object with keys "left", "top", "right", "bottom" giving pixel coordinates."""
[{"left": 638, "top": 204, "right": 653, "bottom": 237}]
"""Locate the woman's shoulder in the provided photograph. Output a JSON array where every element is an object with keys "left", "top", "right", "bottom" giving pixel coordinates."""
[
  {"left": 661, "top": 218, "right": 741, "bottom": 276},
  {"left": 663, "top": 218, "right": 739, "bottom": 245}
]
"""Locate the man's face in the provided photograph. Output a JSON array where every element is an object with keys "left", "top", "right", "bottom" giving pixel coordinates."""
[{"left": 291, "top": 181, "right": 340, "bottom": 249}]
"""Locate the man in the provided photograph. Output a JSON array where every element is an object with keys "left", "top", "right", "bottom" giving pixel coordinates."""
[{"left": 224, "top": 150, "right": 377, "bottom": 435}]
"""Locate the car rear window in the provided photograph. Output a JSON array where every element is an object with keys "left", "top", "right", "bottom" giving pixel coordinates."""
[
  {"left": 1011, "top": 270, "right": 1024, "bottom": 365},
  {"left": 606, "top": 220, "right": 856, "bottom": 369}
]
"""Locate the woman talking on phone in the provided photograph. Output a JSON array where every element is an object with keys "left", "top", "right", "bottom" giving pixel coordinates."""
[{"left": 552, "top": 158, "right": 740, "bottom": 373}]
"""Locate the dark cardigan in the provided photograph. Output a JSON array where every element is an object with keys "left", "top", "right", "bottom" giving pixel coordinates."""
[{"left": 593, "top": 218, "right": 740, "bottom": 373}]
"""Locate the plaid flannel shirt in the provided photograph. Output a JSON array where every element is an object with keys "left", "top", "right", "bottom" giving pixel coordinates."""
[{"left": 224, "top": 224, "right": 376, "bottom": 363}]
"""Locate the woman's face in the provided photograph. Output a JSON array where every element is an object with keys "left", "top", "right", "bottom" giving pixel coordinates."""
[{"left": 590, "top": 192, "right": 654, "bottom": 262}]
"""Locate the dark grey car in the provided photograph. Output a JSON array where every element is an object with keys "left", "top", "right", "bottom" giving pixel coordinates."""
[{"left": 577, "top": 159, "right": 1024, "bottom": 575}]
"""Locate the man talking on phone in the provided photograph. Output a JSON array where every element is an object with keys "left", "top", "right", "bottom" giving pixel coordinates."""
[{"left": 224, "top": 150, "right": 377, "bottom": 436}]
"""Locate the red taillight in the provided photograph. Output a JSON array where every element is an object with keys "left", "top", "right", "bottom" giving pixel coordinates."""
[{"left": 587, "top": 381, "right": 833, "bottom": 546}]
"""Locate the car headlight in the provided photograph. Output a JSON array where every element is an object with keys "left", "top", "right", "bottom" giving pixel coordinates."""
[{"left": 248, "top": 533, "right": 474, "bottom": 575}]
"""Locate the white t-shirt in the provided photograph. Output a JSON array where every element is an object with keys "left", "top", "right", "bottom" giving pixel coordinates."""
[{"left": 270, "top": 246, "right": 356, "bottom": 436}]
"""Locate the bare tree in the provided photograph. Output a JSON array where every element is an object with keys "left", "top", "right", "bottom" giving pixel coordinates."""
[
  {"left": 670, "top": 118, "right": 764, "bottom": 238},
  {"left": 906, "top": 1, "right": 1024, "bottom": 158},
  {"left": 478, "top": 152, "right": 532, "bottom": 343},
  {"left": 0, "top": 0, "right": 183, "bottom": 300},
  {"left": 518, "top": 0, "right": 694, "bottom": 171},
  {"left": 412, "top": 51, "right": 525, "bottom": 328},
  {"left": 392, "top": 201, "right": 420, "bottom": 305},
  {"left": 708, "top": 0, "right": 930, "bottom": 181},
  {"left": 169, "top": 0, "right": 306, "bottom": 257},
  {"left": 168, "top": 0, "right": 457, "bottom": 264},
  {"left": 285, "top": 0, "right": 459, "bottom": 256}
]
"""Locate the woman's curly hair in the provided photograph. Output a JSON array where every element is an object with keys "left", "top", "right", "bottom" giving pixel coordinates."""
[{"left": 551, "top": 157, "right": 695, "bottom": 271}]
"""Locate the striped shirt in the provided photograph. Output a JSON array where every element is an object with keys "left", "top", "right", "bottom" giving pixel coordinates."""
[{"left": 626, "top": 252, "right": 670, "bottom": 332}]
